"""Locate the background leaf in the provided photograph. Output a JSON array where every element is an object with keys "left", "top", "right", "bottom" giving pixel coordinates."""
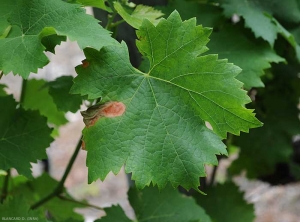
[
  {"left": 207, "top": 24, "right": 285, "bottom": 88},
  {"left": 114, "top": 2, "right": 164, "bottom": 29},
  {"left": 129, "top": 186, "right": 211, "bottom": 222},
  {"left": 0, "top": 196, "right": 48, "bottom": 221},
  {"left": 0, "top": 0, "right": 115, "bottom": 78},
  {"left": 230, "top": 65, "right": 300, "bottom": 178},
  {"left": 96, "top": 205, "right": 131, "bottom": 222},
  {"left": 218, "top": 0, "right": 300, "bottom": 60},
  {"left": 196, "top": 182, "right": 255, "bottom": 222},
  {"left": 7, "top": 173, "right": 85, "bottom": 221},
  {"left": 47, "top": 76, "right": 83, "bottom": 113},
  {"left": 22, "top": 79, "right": 67, "bottom": 126},
  {"left": 0, "top": 96, "right": 53, "bottom": 178}
]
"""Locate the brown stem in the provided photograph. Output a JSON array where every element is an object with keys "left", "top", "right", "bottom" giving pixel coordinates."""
[
  {"left": 58, "top": 195, "right": 103, "bottom": 210},
  {"left": 30, "top": 138, "right": 82, "bottom": 210}
]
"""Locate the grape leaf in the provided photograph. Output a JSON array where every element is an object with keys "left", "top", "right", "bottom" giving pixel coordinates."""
[
  {"left": 0, "top": 0, "right": 115, "bottom": 78},
  {"left": 114, "top": 2, "right": 164, "bottom": 29},
  {"left": 96, "top": 205, "right": 131, "bottom": 222},
  {"left": 159, "top": 0, "right": 223, "bottom": 27},
  {"left": 0, "top": 196, "right": 48, "bottom": 222},
  {"left": 0, "top": 96, "right": 53, "bottom": 178},
  {"left": 219, "top": 0, "right": 277, "bottom": 46},
  {"left": 71, "top": 11, "right": 261, "bottom": 190},
  {"left": 218, "top": 0, "right": 300, "bottom": 60},
  {"left": 41, "top": 34, "right": 67, "bottom": 53},
  {"left": 207, "top": 25, "right": 285, "bottom": 89},
  {"left": 230, "top": 66, "right": 300, "bottom": 178},
  {"left": 98, "top": 186, "right": 211, "bottom": 222},
  {"left": 76, "top": 0, "right": 111, "bottom": 12},
  {"left": 22, "top": 79, "right": 67, "bottom": 126},
  {"left": 47, "top": 76, "right": 82, "bottom": 113},
  {"left": 196, "top": 182, "right": 255, "bottom": 222},
  {"left": 129, "top": 186, "right": 211, "bottom": 222},
  {"left": 10, "top": 173, "right": 85, "bottom": 221},
  {"left": 0, "top": 84, "right": 7, "bottom": 96}
]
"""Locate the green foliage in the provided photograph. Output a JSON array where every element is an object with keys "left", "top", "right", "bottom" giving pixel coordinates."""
[
  {"left": 230, "top": 66, "right": 300, "bottom": 177},
  {"left": 47, "top": 76, "right": 83, "bottom": 113},
  {"left": 0, "top": 96, "right": 53, "bottom": 178},
  {"left": 1, "top": 0, "right": 300, "bottom": 221},
  {"left": 0, "top": 0, "right": 115, "bottom": 78},
  {"left": 0, "top": 196, "right": 48, "bottom": 222},
  {"left": 71, "top": 11, "right": 261, "bottom": 191},
  {"left": 207, "top": 25, "right": 285, "bottom": 88},
  {"left": 22, "top": 79, "right": 67, "bottom": 126},
  {"left": 115, "top": 2, "right": 164, "bottom": 29},
  {"left": 128, "top": 186, "right": 211, "bottom": 222},
  {"left": 98, "top": 186, "right": 211, "bottom": 222},
  {"left": 196, "top": 183, "right": 255, "bottom": 222},
  {"left": 218, "top": 0, "right": 300, "bottom": 60},
  {"left": 0, "top": 173, "right": 84, "bottom": 221}
]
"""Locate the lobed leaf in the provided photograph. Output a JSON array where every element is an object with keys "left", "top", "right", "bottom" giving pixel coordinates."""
[
  {"left": 0, "top": 196, "right": 47, "bottom": 221},
  {"left": 207, "top": 25, "right": 285, "bottom": 89},
  {"left": 230, "top": 66, "right": 300, "bottom": 178},
  {"left": 196, "top": 183, "right": 255, "bottom": 222},
  {"left": 114, "top": 2, "right": 164, "bottom": 29},
  {"left": 98, "top": 186, "right": 211, "bottom": 222},
  {"left": 47, "top": 76, "right": 83, "bottom": 113},
  {"left": 218, "top": 0, "right": 300, "bottom": 60},
  {"left": 0, "top": 96, "right": 53, "bottom": 178},
  {"left": 71, "top": 11, "right": 261, "bottom": 191},
  {"left": 0, "top": 0, "right": 116, "bottom": 78},
  {"left": 22, "top": 79, "right": 67, "bottom": 126}
]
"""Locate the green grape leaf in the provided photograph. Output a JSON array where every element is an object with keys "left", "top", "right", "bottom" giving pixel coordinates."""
[
  {"left": 219, "top": 0, "right": 300, "bottom": 60},
  {"left": 98, "top": 186, "right": 211, "bottom": 222},
  {"left": 10, "top": 173, "right": 85, "bottom": 221},
  {"left": 41, "top": 34, "right": 67, "bottom": 53},
  {"left": 0, "top": 196, "right": 48, "bottom": 221},
  {"left": 114, "top": 2, "right": 164, "bottom": 29},
  {"left": 0, "top": 96, "right": 53, "bottom": 178},
  {"left": 0, "top": 84, "right": 7, "bottom": 96},
  {"left": 0, "top": 175, "right": 28, "bottom": 192},
  {"left": 47, "top": 76, "right": 82, "bottom": 113},
  {"left": 129, "top": 186, "right": 211, "bottom": 222},
  {"left": 207, "top": 25, "right": 285, "bottom": 89},
  {"left": 230, "top": 66, "right": 300, "bottom": 177},
  {"left": 22, "top": 79, "right": 67, "bottom": 126},
  {"left": 219, "top": 0, "right": 277, "bottom": 46},
  {"left": 71, "top": 11, "right": 261, "bottom": 191},
  {"left": 196, "top": 182, "right": 255, "bottom": 222},
  {"left": 96, "top": 205, "right": 131, "bottom": 222},
  {"left": 0, "top": 0, "right": 115, "bottom": 78},
  {"left": 76, "top": 0, "right": 112, "bottom": 12},
  {"left": 159, "top": 0, "right": 223, "bottom": 27}
]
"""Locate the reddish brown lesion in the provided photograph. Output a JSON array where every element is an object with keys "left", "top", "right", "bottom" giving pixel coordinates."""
[
  {"left": 81, "top": 101, "right": 126, "bottom": 128},
  {"left": 81, "top": 59, "right": 90, "bottom": 68},
  {"left": 100, "top": 102, "right": 126, "bottom": 118}
]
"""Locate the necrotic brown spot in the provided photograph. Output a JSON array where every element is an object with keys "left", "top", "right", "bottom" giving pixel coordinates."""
[
  {"left": 100, "top": 102, "right": 126, "bottom": 118},
  {"left": 81, "top": 59, "right": 89, "bottom": 68}
]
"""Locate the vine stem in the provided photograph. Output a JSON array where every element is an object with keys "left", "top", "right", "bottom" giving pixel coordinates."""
[
  {"left": 0, "top": 169, "right": 11, "bottom": 203},
  {"left": 0, "top": 71, "right": 3, "bottom": 80},
  {"left": 58, "top": 195, "right": 103, "bottom": 210},
  {"left": 30, "top": 138, "right": 82, "bottom": 210}
]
